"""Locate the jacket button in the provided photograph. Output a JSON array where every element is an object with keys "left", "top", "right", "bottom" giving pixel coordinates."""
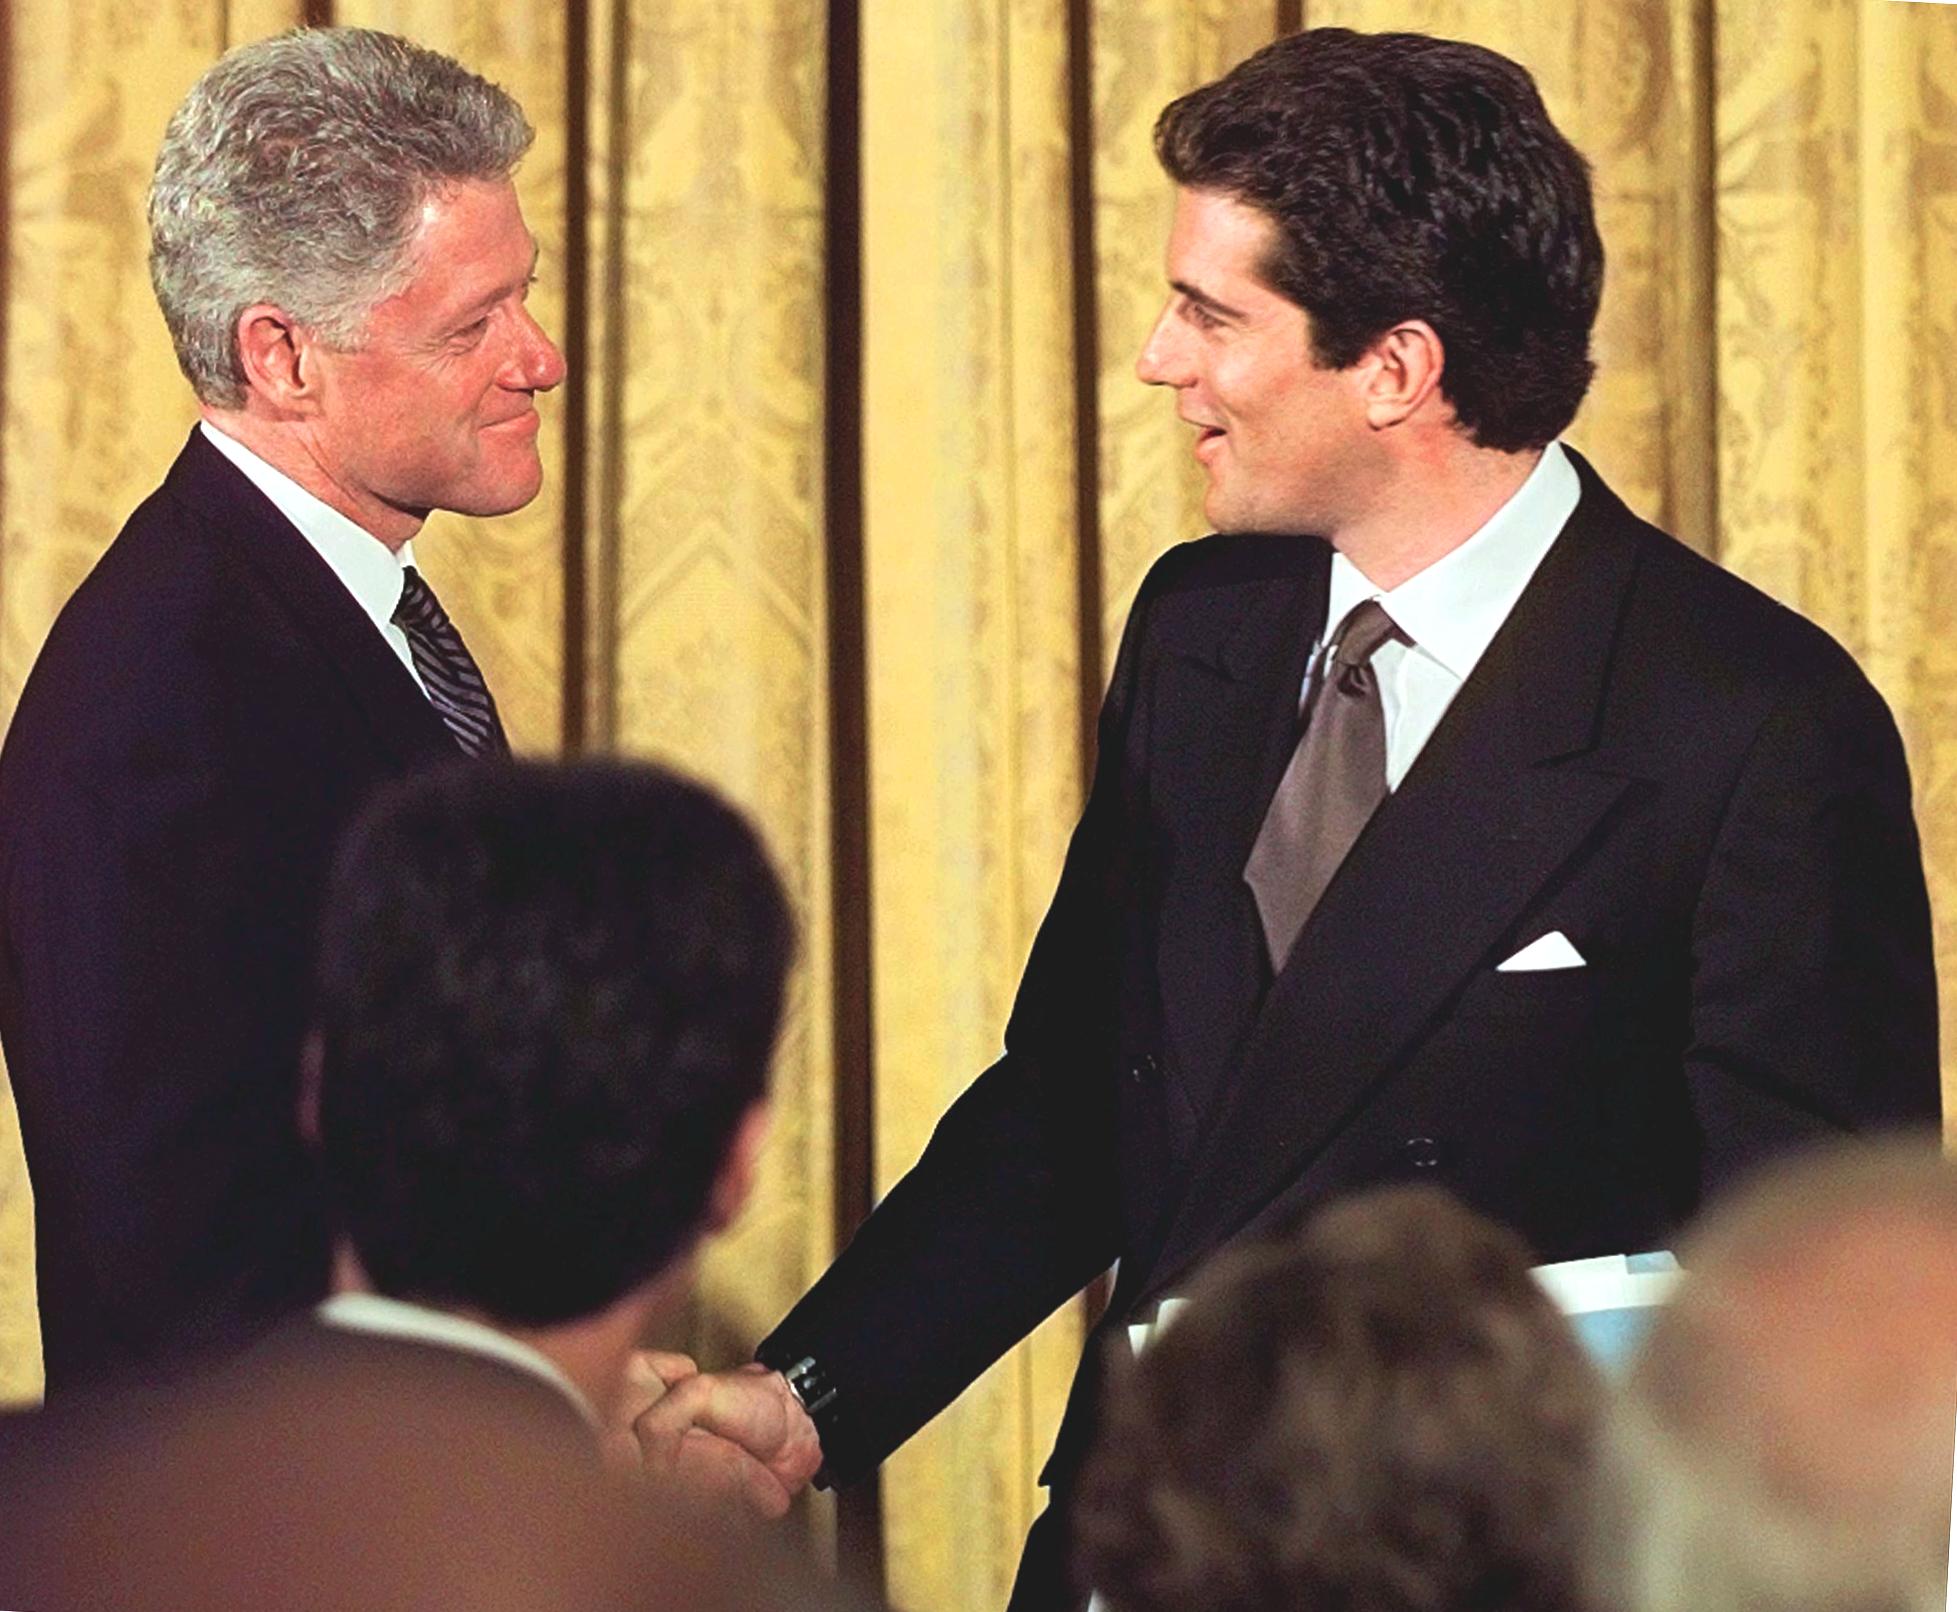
[
  {"left": 1401, "top": 1136, "right": 1444, "bottom": 1171},
  {"left": 1127, "top": 1053, "right": 1159, "bottom": 1085}
]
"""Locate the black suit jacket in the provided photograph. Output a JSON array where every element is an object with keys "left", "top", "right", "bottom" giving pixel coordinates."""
[
  {"left": 759, "top": 455, "right": 1939, "bottom": 1601},
  {"left": 0, "top": 429, "right": 460, "bottom": 1389}
]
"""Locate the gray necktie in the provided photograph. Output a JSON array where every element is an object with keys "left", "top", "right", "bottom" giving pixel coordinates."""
[{"left": 1244, "top": 598, "right": 1404, "bottom": 969}]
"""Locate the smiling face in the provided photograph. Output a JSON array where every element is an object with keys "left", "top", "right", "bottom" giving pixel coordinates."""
[
  {"left": 1136, "top": 188, "right": 1382, "bottom": 537},
  {"left": 303, "top": 178, "right": 566, "bottom": 544}
]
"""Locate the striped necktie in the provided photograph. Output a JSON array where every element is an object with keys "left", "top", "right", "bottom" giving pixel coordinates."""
[{"left": 392, "top": 566, "right": 510, "bottom": 757}]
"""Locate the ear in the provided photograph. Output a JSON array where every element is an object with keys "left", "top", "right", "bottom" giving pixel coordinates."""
[
  {"left": 296, "top": 1030, "right": 324, "bottom": 1149},
  {"left": 234, "top": 303, "right": 326, "bottom": 414},
  {"left": 704, "top": 1100, "right": 771, "bottom": 1234},
  {"left": 1359, "top": 319, "right": 1447, "bottom": 431}
]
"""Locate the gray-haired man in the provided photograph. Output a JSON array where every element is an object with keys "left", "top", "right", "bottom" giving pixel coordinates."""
[{"left": 0, "top": 26, "right": 564, "bottom": 1390}]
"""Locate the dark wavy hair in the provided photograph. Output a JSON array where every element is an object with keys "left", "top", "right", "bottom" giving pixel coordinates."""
[
  {"left": 1075, "top": 1186, "right": 1603, "bottom": 1612},
  {"left": 1154, "top": 28, "right": 1604, "bottom": 451},
  {"left": 313, "top": 758, "right": 793, "bottom": 1326}
]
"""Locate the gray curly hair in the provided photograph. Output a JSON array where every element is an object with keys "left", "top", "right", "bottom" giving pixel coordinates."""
[{"left": 148, "top": 27, "right": 534, "bottom": 407}]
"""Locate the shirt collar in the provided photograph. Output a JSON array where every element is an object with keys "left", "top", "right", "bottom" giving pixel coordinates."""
[
  {"left": 1322, "top": 440, "right": 1580, "bottom": 680},
  {"left": 199, "top": 420, "right": 417, "bottom": 629},
  {"left": 316, "top": 1290, "right": 599, "bottom": 1430}
]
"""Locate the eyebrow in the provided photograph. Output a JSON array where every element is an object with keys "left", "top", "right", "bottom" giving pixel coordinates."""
[{"left": 1170, "top": 278, "right": 1248, "bottom": 322}]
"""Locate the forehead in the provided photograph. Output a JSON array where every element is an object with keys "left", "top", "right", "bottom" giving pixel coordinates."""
[
  {"left": 1166, "top": 188, "right": 1282, "bottom": 281},
  {"left": 386, "top": 178, "right": 536, "bottom": 314}
]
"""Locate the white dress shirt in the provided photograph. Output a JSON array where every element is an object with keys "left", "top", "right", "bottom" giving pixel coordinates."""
[
  {"left": 317, "top": 1290, "right": 598, "bottom": 1430},
  {"left": 199, "top": 421, "right": 428, "bottom": 697},
  {"left": 1316, "top": 440, "right": 1580, "bottom": 789}
]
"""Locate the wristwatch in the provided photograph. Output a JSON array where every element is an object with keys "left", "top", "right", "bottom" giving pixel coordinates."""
[{"left": 773, "top": 1353, "right": 840, "bottom": 1490}]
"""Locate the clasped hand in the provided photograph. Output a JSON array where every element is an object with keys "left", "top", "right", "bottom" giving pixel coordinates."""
[{"left": 608, "top": 1351, "right": 824, "bottom": 1519}]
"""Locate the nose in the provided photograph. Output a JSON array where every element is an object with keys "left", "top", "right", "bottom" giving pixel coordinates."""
[
  {"left": 1135, "top": 303, "right": 1186, "bottom": 388},
  {"left": 508, "top": 304, "right": 567, "bottom": 392}
]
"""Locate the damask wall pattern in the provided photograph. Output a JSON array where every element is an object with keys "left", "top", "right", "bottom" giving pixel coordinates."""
[
  {"left": 2, "top": 2, "right": 1955, "bottom": 1607},
  {"left": 1090, "top": 0, "right": 1277, "bottom": 675},
  {"left": 597, "top": 0, "right": 836, "bottom": 1434},
  {"left": 858, "top": 2, "right": 1087, "bottom": 1602},
  {"left": 1705, "top": 0, "right": 1957, "bottom": 1115},
  {"left": 1832, "top": 0, "right": 1957, "bottom": 1138}
]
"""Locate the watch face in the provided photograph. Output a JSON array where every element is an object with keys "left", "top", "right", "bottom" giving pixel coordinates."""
[{"left": 785, "top": 1357, "right": 839, "bottom": 1417}]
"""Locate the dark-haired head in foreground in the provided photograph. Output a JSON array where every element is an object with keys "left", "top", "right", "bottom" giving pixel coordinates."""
[
  {"left": 309, "top": 758, "right": 793, "bottom": 1414},
  {"left": 1075, "top": 1186, "right": 1603, "bottom": 1612}
]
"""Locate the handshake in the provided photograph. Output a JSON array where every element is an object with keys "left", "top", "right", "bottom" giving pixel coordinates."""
[{"left": 607, "top": 1353, "right": 827, "bottom": 1518}]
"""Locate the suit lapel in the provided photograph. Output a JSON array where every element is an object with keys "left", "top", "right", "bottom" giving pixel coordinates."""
[
  {"left": 1140, "top": 468, "right": 1649, "bottom": 1303},
  {"left": 1150, "top": 543, "right": 1329, "bottom": 1128},
  {"left": 165, "top": 429, "right": 457, "bottom": 767}
]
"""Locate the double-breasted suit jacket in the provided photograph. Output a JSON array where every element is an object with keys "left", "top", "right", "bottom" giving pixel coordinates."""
[
  {"left": 758, "top": 452, "right": 1939, "bottom": 1602},
  {"left": 0, "top": 429, "right": 460, "bottom": 1389}
]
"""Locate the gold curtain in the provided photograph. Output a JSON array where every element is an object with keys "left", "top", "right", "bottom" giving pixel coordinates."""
[
  {"left": 3, "top": 1, "right": 1956, "bottom": 1607},
  {"left": 858, "top": 2, "right": 1083, "bottom": 1603}
]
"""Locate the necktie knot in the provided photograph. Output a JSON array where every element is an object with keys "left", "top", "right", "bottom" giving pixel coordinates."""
[
  {"left": 393, "top": 566, "right": 449, "bottom": 634},
  {"left": 1330, "top": 598, "right": 1402, "bottom": 670}
]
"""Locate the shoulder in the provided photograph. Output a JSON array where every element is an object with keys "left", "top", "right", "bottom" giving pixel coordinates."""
[
  {"left": 1133, "top": 531, "right": 1325, "bottom": 603},
  {"left": 0, "top": 489, "right": 223, "bottom": 775},
  {"left": 1575, "top": 459, "right": 1883, "bottom": 720},
  {"left": 1094, "top": 533, "right": 1327, "bottom": 698},
  {"left": 1120, "top": 531, "right": 1326, "bottom": 649},
  {"left": 20, "top": 438, "right": 258, "bottom": 677},
  {"left": 239, "top": 1316, "right": 598, "bottom": 1455},
  {"left": 0, "top": 446, "right": 312, "bottom": 821}
]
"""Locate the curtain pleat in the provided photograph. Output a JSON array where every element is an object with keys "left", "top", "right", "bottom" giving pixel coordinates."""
[
  {"left": 2, "top": 8, "right": 1953, "bottom": 1606},
  {"left": 1089, "top": 2, "right": 1277, "bottom": 674},
  {"left": 858, "top": 3, "right": 1085, "bottom": 1604},
  {"left": 594, "top": 0, "right": 837, "bottom": 1452}
]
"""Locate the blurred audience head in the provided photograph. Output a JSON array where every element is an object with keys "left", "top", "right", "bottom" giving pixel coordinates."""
[
  {"left": 1076, "top": 1184, "right": 1603, "bottom": 1612},
  {"left": 310, "top": 758, "right": 793, "bottom": 1331},
  {"left": 0, "top": 1345, "right": 876, "bottom": 1612},
  {"left": 149, "top": 26, "right": 534, "bottom": 407},
  {"left": 1153, "top": 27, "right": 1603, "bottom": 452},
  {"left": 1595, "top": 1137, "right": 1957, "bottom": 1612}
]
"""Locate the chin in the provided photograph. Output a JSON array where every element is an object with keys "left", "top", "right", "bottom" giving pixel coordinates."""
[
  {"left": 1203, "top": 482, "right": 1270, "bottom": 536},
  {"left": 450, "top": 465, "right": 546, "bottom": 518},
  {"left": 1208, "top": 488, "right": 1319, "bottom": 538},
  {"left": 1204, "top": 495, "right": 1256, "bottom": 535}
]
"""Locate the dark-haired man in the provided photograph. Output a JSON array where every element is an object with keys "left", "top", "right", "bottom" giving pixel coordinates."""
[
  {"left": 643, "top": 28, "right": 1939, "bottom": 1609},
  {"left": 299, "top": 757, "right": 789, "bottom": 1441},
  {"left": 0, "top": 757, "right": 845, "bottom": 1609}
]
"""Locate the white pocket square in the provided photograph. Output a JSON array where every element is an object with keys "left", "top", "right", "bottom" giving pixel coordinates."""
[{"left": 1497, "top": 930, "right": 1586, "bottom": 972}]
